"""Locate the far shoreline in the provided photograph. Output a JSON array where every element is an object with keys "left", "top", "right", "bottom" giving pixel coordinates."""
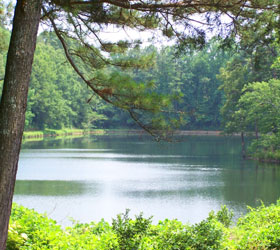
[{"left": 22, "top": 129, "right": 227, "bottom": 141}]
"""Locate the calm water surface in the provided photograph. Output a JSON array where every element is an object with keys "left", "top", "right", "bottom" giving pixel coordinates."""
[{"left": 14, "top": 135, "right": 280, "bottom": 225}]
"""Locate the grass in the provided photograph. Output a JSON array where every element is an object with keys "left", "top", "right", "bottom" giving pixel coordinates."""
[{"left": 22, "top": 128, "right": 106, "bottom": 142}]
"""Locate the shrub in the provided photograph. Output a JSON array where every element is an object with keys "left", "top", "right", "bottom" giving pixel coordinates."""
[
  {"left": 7, "top": 204, "right": 119, "bottom": 250},
  {"left": 223, "top": 201, "right": 280, "bottom": 250},
  {"left": 216, "top": 205, "right": 233, "bottom": 227},
  {"left": 112, "top": 209, "right": 152, "bottom": 250},
  {"left": 7, "top": 201, "right": 280, "bottom": 250}
]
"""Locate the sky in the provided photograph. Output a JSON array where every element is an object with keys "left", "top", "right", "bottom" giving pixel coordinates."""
[{"left": 3, "top": 0, "right": 232, "bottom": 48}]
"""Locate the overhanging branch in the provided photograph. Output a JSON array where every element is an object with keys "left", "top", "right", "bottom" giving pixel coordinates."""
[
  {"left": 43, "top": 4, "right": 187, "bottom": 141},
  {"left": 43, "top": 6, "right": 115, "bottom": 106},
  {"left": 66, "top": 0, "right": 275, "bottom": 11}
]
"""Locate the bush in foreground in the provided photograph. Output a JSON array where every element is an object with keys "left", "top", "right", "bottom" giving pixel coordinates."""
[{"left": 7, "top": 201, "right": 280, "bottom": 250}]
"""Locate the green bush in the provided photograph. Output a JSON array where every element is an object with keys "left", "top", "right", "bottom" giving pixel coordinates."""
[
  {"left": 216, "top": 205, "right": 233, "bottom": 227},
  {"left": 112, "top": 209, "right": 152, "bottom": 250},
  {"left": 140, "top": 219, "right": 191, "bottom": 250},
  {"left": 223, "top": 201, "right": 280, "bottom": 250},
  {"left": 7, "top": 201, "right": 280, "bottom": 250},
  {"left": 7, "top": 204, "right": 118, "bottom": 250}
]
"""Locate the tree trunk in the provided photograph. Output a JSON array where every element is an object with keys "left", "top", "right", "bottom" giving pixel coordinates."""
[{"left": 0, "top": 0, "right": 42, "bottom": 248}]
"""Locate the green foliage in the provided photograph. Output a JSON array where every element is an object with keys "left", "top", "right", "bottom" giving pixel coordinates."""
[
  {"left": 8, "top": 204, "right": 65, "bottom": 250},
  {"left": 218, "top": 53, "right": 251, "bottom": 134},
  {"left": 23, "top": 32, "right": 109, "bottom": 131},
  {"left": 141, "top": 214, "right": 225, "bottom": 250},
  {"left": 8, "top": 202, "right": 280, "bottom": 250},
  {"left": 218, "top": 37, "right": 280, "bottom": 161},
  {"left": 248, "top": 132, "right": 280, "bottom": 162},
  {"left": 0, "top": 25, "right": 9, "bottom": 98},
  {"left": 223, "top": 201, "right": 280, "bottom": 250},
  {"left": 216, "top": 205, "right": 233, "bottom": 228},
  {"left": 42, "top": 128, "right": 84, "bottom": 136},
  {"left": 0, "top": 31, "right": 231, "bottom": 132},
  {"left": 7, "top": 204, "right": 231, "bottom": 250},
  {"left": 191, "top": 217, "right": 224, "bottom": 250},
  {"left": 2, "top": 20, "right": 279, "bottom": 135},
  {"left": 218, "top": 42, "right": 279, "bottom": 135},
  {"left": 232, "top": 79, "right": 280, "bottom": 161},
  {"left": 238, "top": 79, "right": 280, "bottom": 134},
  {"left": 112, "top": 209, "right": 152, "bottom": 250},
  {"left": 23, "top": 130, "right": 44, "bottom": 139},
  {"left": 0, "top": 25, "right": 9, "bottom": 82},
  {"left": 133, "top": 40, "right": 231, "bottom": 130},
  {"left": 140, "top": 219, "right": 189, "bottom": 250},
  {"left": 7, "top": 204, "right": 119, "bottom": 250}
]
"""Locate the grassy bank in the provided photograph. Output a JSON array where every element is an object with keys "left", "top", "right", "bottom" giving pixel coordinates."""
[
  {"left": 22, "top": 129, "right": 149, "bottom": 139},
  {"left": 7, "top": 201, "right": 280, "bottom": 250},
  {"left": 22, "top": 129, "right": 106, "bottom": 141},
  {"left": 23, "top": 129, "right": 224, "bottom": 140}
]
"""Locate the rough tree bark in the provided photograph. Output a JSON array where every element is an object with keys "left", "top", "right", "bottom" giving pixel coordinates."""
[{"left": 0, "top": 0, "right": 42, "bottom": 248}]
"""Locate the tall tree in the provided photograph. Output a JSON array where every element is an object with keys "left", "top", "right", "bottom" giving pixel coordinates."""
[
  {"left": 236, "top": 79, "right": 280, "bottom": 160},
  {"left": 238, "top": 79, "right": 280, "bottom": 134},
  {"left": 0, "top": 0, "right": 278, "bottom": 248},
  {"left": 218, "top": 46, "right": 279, "bottom": 157},
  {"left": 0, "top": 1, "right": 43, "bottom": 248}
]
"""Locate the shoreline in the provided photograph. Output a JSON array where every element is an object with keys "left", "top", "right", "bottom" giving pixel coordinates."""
[
  {"left": 22, "top": 129, "right": 106, "bottom": 141},
  {"left": 23, "top": 129, "right": 225, "bottom": 140}
]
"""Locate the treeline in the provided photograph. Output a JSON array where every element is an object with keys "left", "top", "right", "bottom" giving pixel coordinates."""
[
  {"left": 0, "top": 28, "right": 231, "bottom": 130},
  {"left": 1, "top": 25, "right": 280, "bottom": 160},
  {"left": 131, "top": 43, "right": 232, "bottom": 130},
  {"left": 218, "top": 34, "right": 280, "bottom": 161}
]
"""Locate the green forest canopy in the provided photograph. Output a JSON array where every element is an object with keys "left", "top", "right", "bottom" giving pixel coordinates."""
[
  {"left": 0, "top": 28, "right": 233, "bottom": 130},
  {"left": 0, "top": 1, "right": 280, "bottom": 153}
]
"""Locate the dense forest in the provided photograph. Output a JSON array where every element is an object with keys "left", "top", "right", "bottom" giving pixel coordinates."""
[
  {"left": 1, "top": 17, "right": 280, "bottom": 161},
  {"left": 0, "top": 27, "right": 232, "bottom": 130}
]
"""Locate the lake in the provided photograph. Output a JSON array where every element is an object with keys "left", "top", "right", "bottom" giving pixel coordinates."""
[{"left": 14, "top": 135, "right": 280, "bottom": 225}]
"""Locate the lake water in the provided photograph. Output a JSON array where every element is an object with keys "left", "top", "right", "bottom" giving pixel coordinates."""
[{"left": 14, "top": 135, "right": 280, "bottom": 225}]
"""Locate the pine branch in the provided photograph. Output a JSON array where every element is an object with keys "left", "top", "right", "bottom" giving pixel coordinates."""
[
  {"left": 43, "top": 4, "right": 187, "bottom": 141},
  {"left": 43, "top": 7, "right": 115, "bottom": 105},
  {"left": 66, "top": 0, "right": 275, "bottom": 11}
]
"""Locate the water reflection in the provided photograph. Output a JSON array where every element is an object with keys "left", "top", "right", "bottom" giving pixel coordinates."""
[
  {"left": 14, "top": 135, "right": 280, "bottom": 225},
  {"left": 222, "top": 164, "right": 280, "bottom": 206},
  {"left": 14, "top": 180, "right": 95, "bottom": 196}
]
